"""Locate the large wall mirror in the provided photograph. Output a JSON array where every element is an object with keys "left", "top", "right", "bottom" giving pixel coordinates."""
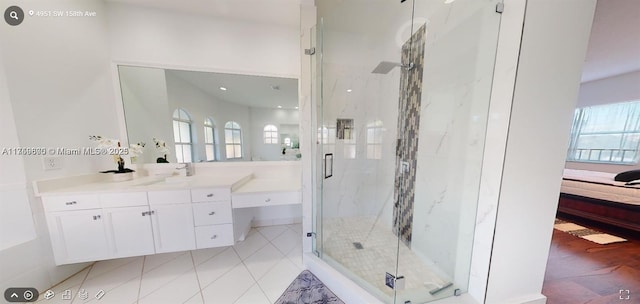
[{"left": 118, "top": 65, "right": 300, "bottom": 163}]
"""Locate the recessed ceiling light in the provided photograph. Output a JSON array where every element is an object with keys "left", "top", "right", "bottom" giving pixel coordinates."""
[
  {"left": 295, "top": 106, "right": 299, "bottom": 109},
  {"left": 444, "top": 0, "right": 455, "bottom": 3},
  {"left": 347, "top": 89, "right": 353, "bottom": 93},
  {"left": 277, "top": 105, "right": 282, "bottom": 109},
  {"left": 219, "top": 87, "right": 227, "bottom": 91}
]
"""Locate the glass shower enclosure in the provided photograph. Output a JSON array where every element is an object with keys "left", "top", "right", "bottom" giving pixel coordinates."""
[{"left": 312, "top": 0, "right": 504, "bottom": 303}]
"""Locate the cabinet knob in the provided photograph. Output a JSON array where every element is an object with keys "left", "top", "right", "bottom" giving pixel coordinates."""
[
  {"left": 211, "top": 235, "right": 217, "bottom": 239},
  {"left": 206, "top": 193, "right": 214, "bottom": 198},
  {"left": 65, "top": 201, "right": 77, "bottom": 205},
  {"left": 150, "top": 210, "right": 156, "bottom": 215},
  {"left": 92, "top": 215, "right": 101, "bottom": 220},
  {"left": 208, "top": 211, "right": 216, "bottom": 216},
  {"left": 265, "top": 198, "right": 271, "bottom": 203}
]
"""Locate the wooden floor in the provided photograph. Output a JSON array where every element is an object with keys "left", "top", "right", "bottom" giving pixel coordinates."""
[{"left": 543, "top": 218, "right": 640, "bottom": 304}]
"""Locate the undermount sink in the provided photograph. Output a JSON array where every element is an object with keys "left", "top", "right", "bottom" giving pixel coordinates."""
[
  {"left": 131, "top": 178, "right": 166, "bottom": 187},
  {"left": 164, "top": 175, "right": 196, "bottom": 183},
  {"left": 130, "top": 176, "right": 195, "bottom": 187}
]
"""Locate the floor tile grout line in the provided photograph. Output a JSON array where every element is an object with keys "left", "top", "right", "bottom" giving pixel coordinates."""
[
  {"left": 271, "top": 235, "right": 299, "bottom": 257},
  {"left": 142, "top": 252, "right": 188, "bottom": 274},
  {"left": 189, "top": 251, "right": 206, "bottom": 304},
  {"left": 70, "top": 263, "right": 95, "bottom": 304},
  {"left": 137, "top": 256, "right": 197, "bottom": 301},
  {"left": 183, "top": 292, "right": 203, "bottom": 304},
  {"left": 76, "top": 257, "right": 146, "bottom": 303},
  {"left": 83, "top": 256, "right": 142, "bottom": 282},
  {"left": 192, "top": 248, "right": 227, "bottom": 267},
  {"left": 136, "top": 255, "right": 147, "bottom": 303},
  {"left": 35, "top": 262, "right": 93, "bottom": 301},
  {"left": 138, "top": 266, "right": 198, "bottom": 302},
  {"left": 79, "top": 274, "right": 145, "bottom": 304},
  {"left": 237, "top": 235, "right": 273, "bottom": 262},
  {"left": 197, "top": 247, "right": 243, "bottom": 292},
  {"left": 235, "top": 251, "right": 274, "bottom": 304},
  {"left": 256, "top": 226, "right": 289, "bottom": 242}
]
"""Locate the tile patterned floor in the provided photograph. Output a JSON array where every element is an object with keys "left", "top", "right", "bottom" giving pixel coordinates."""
[
  {"left": 36, "top": 224, "right": 303, "bottom": 304},
  {"left": 322, "top": 217, "right": 450, "bottom": 302}
]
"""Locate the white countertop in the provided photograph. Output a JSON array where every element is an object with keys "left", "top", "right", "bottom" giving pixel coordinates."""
[{"left": 36, "top": 173, "right": 254, "bottom": 196}]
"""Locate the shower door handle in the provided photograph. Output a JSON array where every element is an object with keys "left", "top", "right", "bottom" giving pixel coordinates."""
[{"left": 324, "top": 153, "right": 333, "bottom": 179}]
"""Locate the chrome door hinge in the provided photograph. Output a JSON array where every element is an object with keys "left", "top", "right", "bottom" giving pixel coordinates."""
[
  {"left": 305, "top": 48, "right": 316, "bottom": 55},
  {"left": 496, "top": 2, "right": 504, "bottom": 13}
]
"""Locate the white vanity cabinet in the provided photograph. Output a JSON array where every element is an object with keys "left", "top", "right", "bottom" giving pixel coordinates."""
[
  {"left": 147, "top": 190, "right": 196, "bottom": 253},
  {"left": 38, "top": 172, "right": 299, "bottom": 265},
  {"left": 191, "top": 188, "right": 234, "bottom": 249},
  {"left": 43, "top": 193, "right": 152, "bottom": 265},
  {"left": 104, "top": 206, "right": 155, "bottom": 258},
  {"left": 47, "top": 209, "right": 110, "bottom": 264}
]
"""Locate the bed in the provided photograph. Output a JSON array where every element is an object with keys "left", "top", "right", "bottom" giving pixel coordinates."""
[{"left": 559, "top": 169, "right": 640, "bottom": 233}]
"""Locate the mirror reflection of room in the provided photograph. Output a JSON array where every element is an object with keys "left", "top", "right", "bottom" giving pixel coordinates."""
[{"left": 118, "top": 66, "right": 300, "bottom": 163}]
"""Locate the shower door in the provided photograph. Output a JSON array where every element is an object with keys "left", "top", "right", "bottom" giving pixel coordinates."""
[
  {"left": 314, "top": 1, "right": 418, "bottom": 302},
  {"left": 313, "top": 0, "right": 504, "bottom": 303}
]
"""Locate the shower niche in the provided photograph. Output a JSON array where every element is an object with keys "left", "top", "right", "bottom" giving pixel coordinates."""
[{"left": 312, "top": 0, "right": 504, "bottom": 303}]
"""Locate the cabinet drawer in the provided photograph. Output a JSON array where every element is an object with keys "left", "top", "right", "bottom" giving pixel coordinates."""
[
  {"left": 43, "top": 194, "right": 100, "bottom": 212},
  {"left": 148, "top": 190, "right": 190, "bottom": 205},
  {"left": 192, "top": 202, "right": 232, "bottom": 226},
  {"left": 231, "top": 191, "right": 301, "bottom": 208},
  {"left": 100, "top": 192, "right": 148, "bottom": 208},
  {"left": 195, "top": 224, "right": 234, "bottom": 249},
  {"left": 191, "top": 188, "right": 230, "bottom": 203}
]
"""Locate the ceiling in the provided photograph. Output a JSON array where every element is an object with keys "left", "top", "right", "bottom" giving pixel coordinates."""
[
  {"left": 167, "top": 70, "right": 299, "bottom": 109},
  {"left": 581, "top": 0, "right": 640, "bottom": 82},
  {"left": 105, "top": 0, "right": 638, "bottom": 83},
  {"left": 105, "top": 0, "right": 301, "bottom": 28}
]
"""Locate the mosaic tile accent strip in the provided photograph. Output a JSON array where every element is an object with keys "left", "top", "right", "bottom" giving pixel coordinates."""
[
  {"left": 393, "top": 24, "right": 427, "bottom": 247},
  {"left": 274, "top": 270, "right": 344, "bottom": 304}
]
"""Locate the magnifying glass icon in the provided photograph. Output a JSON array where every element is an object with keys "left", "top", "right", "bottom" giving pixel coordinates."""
[{"left": 5, "top": 6, "right": 24, "bottom": 25}]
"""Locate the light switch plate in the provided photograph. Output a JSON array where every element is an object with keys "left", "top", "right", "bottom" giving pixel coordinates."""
[{"left": 42, "top": 156, "right": 63, "bottom": 170}]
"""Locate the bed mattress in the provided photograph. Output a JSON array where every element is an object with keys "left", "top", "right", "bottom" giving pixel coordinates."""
[{"left": 561, "top": 169, "right": 640, "bottom": 206}]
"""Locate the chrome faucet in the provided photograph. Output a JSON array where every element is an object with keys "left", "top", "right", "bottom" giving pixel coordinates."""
[{"left": 176, "top": 163, "right": 194, "bottom": 176}]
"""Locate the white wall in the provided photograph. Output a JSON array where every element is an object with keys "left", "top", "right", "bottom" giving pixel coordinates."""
[
  {"left": 249, "top": 108, "right": 300, "bottom": 161},
  {"left": 0, "top": 0, "right": 117, "bottom": 293},
  {"left": 0, "top": 47, "right": 36, "bottom": 251},
  {"left": 107, "top": 2, "right": 300, "bottom": 79},
  {"left": 165, "top": 71, "right": 253, "bottom": 162},
  {"left": 485, "top": 1, "right": 596, "bottom": 303},
  {"left": 118, "top": 66, "right": 173, "bottom": 164},
  {"left": 565, "top": 70, "right": 640, "bottom": 173}
]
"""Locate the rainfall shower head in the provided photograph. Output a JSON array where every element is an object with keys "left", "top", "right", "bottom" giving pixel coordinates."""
[{"left": 371, "top": 61, "right": 414, "bottom": 74}]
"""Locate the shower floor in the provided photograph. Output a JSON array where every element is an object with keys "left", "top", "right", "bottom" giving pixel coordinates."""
[{"left": 321, "top": 217, "right": 454, "bottom": 302}]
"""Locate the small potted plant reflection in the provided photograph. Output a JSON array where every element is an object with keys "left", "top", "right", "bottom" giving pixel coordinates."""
[
  {"left": 89, "top": 135, "right": 144, "bottom": 181},
  {"left": 153, "top": 137, "right": 169, "bottom": 163}
]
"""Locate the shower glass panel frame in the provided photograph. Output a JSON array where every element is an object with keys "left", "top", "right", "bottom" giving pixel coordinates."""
[{"left": 313, "top": 0, "right": 504, "bottom": 303}]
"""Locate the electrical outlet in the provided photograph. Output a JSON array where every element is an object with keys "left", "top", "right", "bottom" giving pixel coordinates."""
[{"left": 42, "top": 156, "right": 63, "bottom": 170}]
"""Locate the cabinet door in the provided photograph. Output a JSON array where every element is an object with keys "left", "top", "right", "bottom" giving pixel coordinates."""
[
  {"left": 150, "top": 204, "right": 196, "bottom": 253},
  {"left": 104, "top": 206, "right": 155, "bottom": 258},
  {"left": 49, "top": 210, "right": 109, "bottom": 264}
]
